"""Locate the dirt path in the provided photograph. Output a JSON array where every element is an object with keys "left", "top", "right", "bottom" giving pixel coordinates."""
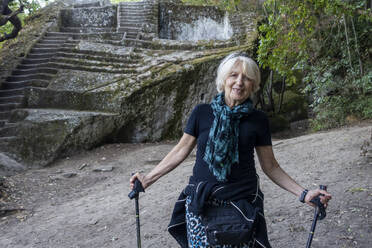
[{"left": 1, "top": 122, "right": 371, "bottom": 248}]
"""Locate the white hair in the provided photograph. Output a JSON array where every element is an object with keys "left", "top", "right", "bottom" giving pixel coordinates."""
[{"left": 215, "top": 53, "right": 261, "bottom": 95}]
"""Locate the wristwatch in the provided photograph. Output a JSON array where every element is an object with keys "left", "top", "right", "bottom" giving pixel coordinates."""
[{"left": 299, "top": 189, "right": 309, "bottom": 203}]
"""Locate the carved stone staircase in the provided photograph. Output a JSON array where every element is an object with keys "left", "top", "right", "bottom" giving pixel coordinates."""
[
  {"left": 0, "top": 32, "right": 76, "bottom": 153},
  {"left": 117, "top": 1, "right": 158, "bottom": 39}
]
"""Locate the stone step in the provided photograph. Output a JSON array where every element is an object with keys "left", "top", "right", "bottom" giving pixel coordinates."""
[
  {"left": 120, "top": 13, "right": 154, "bottom": 18},
  {"left": 0, "top": 103, "right": 21, "bottom": 112},
  {"left": 117, "top": 26, "right": 140, "bottom": 32},
  {"left": 48, "top": 60, "right": 137, "bottom": 74},
  {"left": 21, "top": 58, "right": 51, "bottom": 65},
  {"left": 17, "top": 63, "right": 51, "bottom": 70},
  {"left": 118, "top": 31, "right": 138, "bottom": 37},
  {"left": 122, "top": 33, "right": 138, "bottom": 39},
  {"left": 11, "top": 68, "right": 58, "bottom": 76},
  {"left": 119, "top": 12, "right": 155, "bottom": 16},
  {"left": 1, "top": 80, "right": 49, "bottom": 90},
  {"left": 0, "top": 135, "right": 17, "bottom": 141},
  {"left": 27, "top": 53, "right": 56, "bottom": 59},
  {"left": 49, "top": 56, "right": 137, "bottom": 69},
  {"left": 59, "top": 27, "right": 117, "bottom": 33},
  {"left": 120, "top": 18, "right": 153, "bottom": 23},
  {"left": 38, "top": 39, "right": 66, "bottom": 45},
  {"left": 60, "top": 44, "right": 77, "bottom": 50},
  {"left": 120, "top": 16, "right": 154, "bottom": 22},
  {"left": 0, "top": 123, "right": 17, "bottom": 137},
  {"left": 58, "top": 47, "right": 142, "bottom": 60},
  {"left": 65, "top": 39, "right": 79, "bottom": 44},
  {"left": 30, "top": 47, "right": 60, "bottom": 54},
  {"left": 33, "top": 43, "right": 62, "bottom": 49},
  {"left": 6, "top": 74, "right": 54, "bottom": 83},
  {"left": 0, "top": 111, "right": 11, "bottom": 120},
  {"left": 119, "top": 22, "right": 143, "bottom": 28},
  {"left": 119, "top": 10, "right": 155, "bottom": 14},
  {"left": 0, "top": 88, "right": 25, "bottom": 97},
  {"left": 45, "top": 32, "right": 74, "bottom": 38},
  {"left": 0, "top": 95, "right": 24, "bottom": 104},
  {"left": 54, "top": 51, "right": 139, "bottom": 64}
]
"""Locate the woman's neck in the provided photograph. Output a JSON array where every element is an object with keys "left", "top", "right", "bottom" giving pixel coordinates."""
[{"left": 224, "top": 97, "right": 243, "bottom": 108}]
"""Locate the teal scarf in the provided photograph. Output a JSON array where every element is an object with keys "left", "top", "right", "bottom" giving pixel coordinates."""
[{"left": 203, "top": 93, "right": 254, "bottom": 182}]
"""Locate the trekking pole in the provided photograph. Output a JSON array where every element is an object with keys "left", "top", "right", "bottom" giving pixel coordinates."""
[
  {"left": 128, "top": 178, "right": 145, "bottom": 248},
  {"left": 306, "top": 185, "right": 327, "bottom": 248}
]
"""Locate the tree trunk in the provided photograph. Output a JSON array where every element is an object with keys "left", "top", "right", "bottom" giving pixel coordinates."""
[
  {"left": 350, "top": 16, "right": 364, "bottom": 75},
  {"left": 277, "top": 76, "right": 286, "bottom": 113},
  {"left": 267, "top": 70, "right": 275, "bottom": 112},
  {"left": 342, "top": 14, "right": 354, "bottom": 73}
]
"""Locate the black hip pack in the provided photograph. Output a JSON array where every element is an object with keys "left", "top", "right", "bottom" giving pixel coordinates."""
[{"left": 201, "top": 202, "right": 259, "bottom": 245}]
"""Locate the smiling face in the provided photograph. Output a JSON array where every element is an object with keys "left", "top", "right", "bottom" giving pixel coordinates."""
[{"left": 223, "top": 60, "right": 254, "bottom": 108}]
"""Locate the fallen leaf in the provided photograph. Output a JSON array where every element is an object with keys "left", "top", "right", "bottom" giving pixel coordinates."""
[{"left": 349, "top": 187, "right": 367, "bottom": 193}]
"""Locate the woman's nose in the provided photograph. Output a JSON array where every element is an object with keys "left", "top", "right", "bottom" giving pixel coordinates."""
[{"left": 236, "top": 74, "right": 243, "bottom": 85}]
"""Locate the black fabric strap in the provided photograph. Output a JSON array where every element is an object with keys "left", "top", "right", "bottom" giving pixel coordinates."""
[{"left": 299, "top": 189, "right": 309, "bottom": 203}]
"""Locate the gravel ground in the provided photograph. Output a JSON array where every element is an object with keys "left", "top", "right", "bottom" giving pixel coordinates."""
[{"left": 0, "top": 121, "right": 371, "bottom": 248}]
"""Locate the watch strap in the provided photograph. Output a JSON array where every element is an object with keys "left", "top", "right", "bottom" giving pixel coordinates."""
[{"left": 299, "top": 189, "right": 309, "bottom": 203}]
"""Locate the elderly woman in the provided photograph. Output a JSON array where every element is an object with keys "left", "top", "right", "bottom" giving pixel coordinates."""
[{"left": 130, "top": 52, "right": 331, "bottom": 248}]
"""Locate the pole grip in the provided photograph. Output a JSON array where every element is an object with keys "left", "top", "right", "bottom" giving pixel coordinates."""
[
  {"left": 306, "top": 184, "right": 328, "bottom": 248},
  {"left": 319, "top": 185, "right": 327, "bottom": 191},
  {"left": 128, "top": 179, "right": 145, "bottom": 200}
]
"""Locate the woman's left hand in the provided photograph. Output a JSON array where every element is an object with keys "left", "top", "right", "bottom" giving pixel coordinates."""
[{"left": 305, "top": 188, "right": 332, "bottom": 208}]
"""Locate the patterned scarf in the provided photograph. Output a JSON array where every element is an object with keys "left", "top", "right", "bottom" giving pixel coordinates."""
[{"left": 203, "top": 93, "right": 254, "bottom": 182}]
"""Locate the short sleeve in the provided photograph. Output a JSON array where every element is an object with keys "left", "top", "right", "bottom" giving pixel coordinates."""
[
  {"left": 255, "top": 112, "right": 272, "bottom": 146},
  {"left": 184, "top": 105, "right": 200, "bottom": 137}
]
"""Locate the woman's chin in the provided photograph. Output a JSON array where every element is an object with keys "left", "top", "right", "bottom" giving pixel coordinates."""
[{"left": 232, "top": 95, "right": 248, "bottom": 102}]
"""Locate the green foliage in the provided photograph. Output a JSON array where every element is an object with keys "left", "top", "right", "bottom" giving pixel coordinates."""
[
  {"left": 181, "top": 0, "right": 240, "bottom": 11},
  {"left": 23, "top": 0, "right": 43, "bottom": 14},
  {"left": 257, "top": 0, "right": 372, "bottom": 129},
  {"left": 0, "top": 0, "right": 49, "bottom": 48}
]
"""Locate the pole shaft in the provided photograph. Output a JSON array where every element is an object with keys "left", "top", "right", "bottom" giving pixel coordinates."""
[
  {"left": 306, "top": 209, "right": 319, "bottom": 248},
  {"left": 135, "top": 196, "right": 141, "bottom": 248}
]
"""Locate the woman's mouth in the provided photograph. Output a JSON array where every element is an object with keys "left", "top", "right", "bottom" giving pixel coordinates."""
[{"left": 232, "top": 88, "right": 242, "bottom": 94}]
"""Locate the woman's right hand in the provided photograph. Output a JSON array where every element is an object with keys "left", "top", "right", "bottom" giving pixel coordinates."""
[{"left": 130, "top": 172, "right": 148, "bottom": 190}]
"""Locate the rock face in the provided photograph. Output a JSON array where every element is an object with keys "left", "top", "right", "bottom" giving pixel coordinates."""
[
  {"left": 59, "top": 5, "right": 117, "bottom": 31},
  {"left": 12, "top": 109, "right": 118, "bottom": 167},
  {"left": 0, "top": 0, "right": 259, "bottom": 168},
  {"left": 158, "top": 3, "right": 229, "bottom": 40},
  {"left": 0, "top": 153, "right": 26, "bottom": 177}
]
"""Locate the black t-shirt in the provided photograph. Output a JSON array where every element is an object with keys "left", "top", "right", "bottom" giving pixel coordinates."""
[{"left": 185, "top": 104, "right": 272, "bottom": 183}]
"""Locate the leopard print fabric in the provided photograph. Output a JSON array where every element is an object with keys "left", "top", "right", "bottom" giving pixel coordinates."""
[{"left": 185, "top": 196, "right": 256, "bottom": 248}]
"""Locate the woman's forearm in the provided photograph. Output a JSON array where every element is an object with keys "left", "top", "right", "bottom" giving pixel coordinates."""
[
  {"left": 145, "top": 145, "right": 191, "bottom": 187},
  {"left": 143, "top": 133, "right": 196, "bottom": 188},
  {"left": 262, "top": 162, "right": 304, "bottom": 197},
  {"left": 256, "top": 146, "right": 304, "bottom": 197}
]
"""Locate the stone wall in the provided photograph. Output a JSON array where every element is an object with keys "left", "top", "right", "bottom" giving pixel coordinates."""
[
  {"left": 158, "top": 3, "right": 230, "bottom": 40},
  {"left": 59, "top": 5, "right": 117, "bottom": 28}
]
